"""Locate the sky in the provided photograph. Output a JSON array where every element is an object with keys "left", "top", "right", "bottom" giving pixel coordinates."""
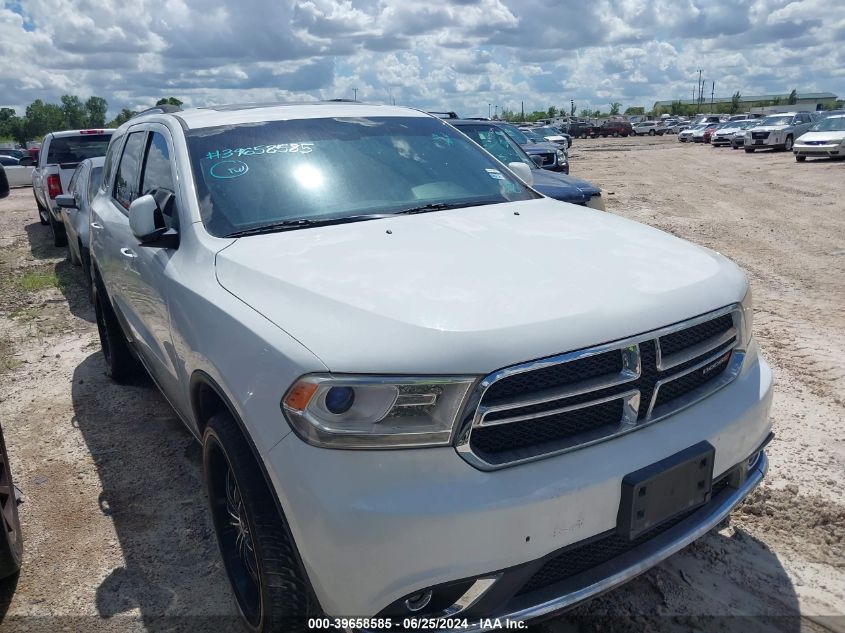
[{"left": 1, "top": 0, "right": 843, "bottom": 118}]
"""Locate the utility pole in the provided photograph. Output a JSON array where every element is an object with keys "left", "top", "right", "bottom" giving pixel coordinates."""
[
  {"left": 352, "top": 87, "right": 358, "bottom": 101},
  {"left": 494, "top": 105, "right": 498, "bottom": 119},
  {"left": 697, "top": 70, "right": 702, "bottom": 113},
  {"left": 521, "top": 101, "right": 524, "bottom": 120},
  {"left": 711, "top": 81, "right": 715, "bottom": 110},
  {"left": 488, "top": 103, "right": 491, "bottom": 119}
]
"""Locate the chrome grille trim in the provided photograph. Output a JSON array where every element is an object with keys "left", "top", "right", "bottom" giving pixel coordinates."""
[{"left": 456, "top": 305, "right": 744, "bottom": 470}]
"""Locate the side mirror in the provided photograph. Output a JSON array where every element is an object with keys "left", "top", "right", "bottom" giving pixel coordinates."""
[
  {"left": 18, "top": 156, "right": 34, "bottom": 167},
  {"left": 0, "top": 166, "right": 8, "bottom": 199},
  {"left": 55, "top": 194, "right": 77, "bottom": 209},
  {"left": 129, "top": 193, "right": 177, "bottom": 246},
  {"left": 530, "top": 154, "right": 544, "bottom": 168},
  {"left": 508, "top": 161, "right": 534, "bottom": 187}
]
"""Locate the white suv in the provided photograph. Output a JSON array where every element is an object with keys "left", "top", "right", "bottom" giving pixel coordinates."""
[{"left": 90, "top": 102, "right": 773, "bottom": 630}]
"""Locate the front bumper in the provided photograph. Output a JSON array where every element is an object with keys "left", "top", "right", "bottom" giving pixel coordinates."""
[
  {"left": 266, "top": 345, "right": 773, "bottom": 619},
  {"left": 745, "top": 135, "right": 783, "bottom": 149},
  {"left": 794, "top": 143, "right": 843, "bottom": 158}
]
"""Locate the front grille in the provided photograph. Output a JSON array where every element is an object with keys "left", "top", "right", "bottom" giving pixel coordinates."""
[
  {"left": 515, "top": 472, "right": 734, "bottom": 596},
  {"left": 533, "top": 152, "right": 554, "bottom": 165},
  {"left": 461, "top": 308, "right": 741, "bottom": 468},
  {"left": 752, "top": 131, "right": 770, "bottom": 140}
]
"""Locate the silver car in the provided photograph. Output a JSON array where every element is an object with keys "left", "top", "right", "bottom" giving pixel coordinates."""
[
  {"left": 55, "top": 157, "right": 105, "bottom": 294},
  {"left": 744, "top": 111, "right": 817, "bottom": 152}
]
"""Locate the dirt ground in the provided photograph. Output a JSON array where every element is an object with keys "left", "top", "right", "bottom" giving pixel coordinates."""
[{"left": 0, "top": 136, "right": 842, "bottom": 632}]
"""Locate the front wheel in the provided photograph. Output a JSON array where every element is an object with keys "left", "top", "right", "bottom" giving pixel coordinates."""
[
  {"left": 204, "top": 412, "right": 313, "bottom": 632},
  {"left": 0, "top": 425, "right": 23, "bottom": 580},
  {"left": 784, "top": 135, "right": 794, "bottom": 151},
  {"left": 745, "top": 148, "right": 755, "bottom": 153},
  {"left": 795, "top": 155, "right": 806, "bottom": 162},
  {"left": 649, "top": 129, "right": 655, "bottom": 136},
  {"left": 612, "top": 131, "right": 619, "bottom": 137}
]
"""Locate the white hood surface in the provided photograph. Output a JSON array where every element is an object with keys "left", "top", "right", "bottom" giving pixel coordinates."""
[
  {"left": 797, "top": 130, "right": 845, "bottom": 143},
  {"left": 215, "top": 199, "right": 746, "bottom": 374}
]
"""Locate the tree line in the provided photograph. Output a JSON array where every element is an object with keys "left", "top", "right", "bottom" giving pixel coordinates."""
[{"left": 0, "top": 96, "right": 183, "bottom": 145}]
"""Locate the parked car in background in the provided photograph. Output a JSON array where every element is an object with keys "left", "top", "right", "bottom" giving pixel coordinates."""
[
  {"left": 702, "top": 124, "right": 721, "bottom": 144},
  {"left": 55, "top": 156, "right": 105, "bottom": 292},
  {"left": 678, "top": 125, "right": 701, "bottom": 142},
  {"left": 0, "top": 154, "right": 35, "bottom": 187},
  {"left": 31, "top": 129, "right": 114, "bottom": 244},
  {"left": 656, "top": 119, "right": 680, "bottom": 134},
  {"left": 793, "top": 114, "right": 845, "bottom": 162},
  {"left": 711, "top": 120, "right": 757, "bottom": 147},
  {"left": 593, "top": 120, "right": 633, "bottom": 137},
  {"left": 0, "top": 170, "right": 24, "bottom": 583},
  {"left": 744, "top": 112, "right": 815, "bottom": 153},
  {"left": 528, "top": 125, "right": 571, "bottom": 149},
  {"left": 631, "top": 121, "right": 665, "bottom": 136},
  {"left": 568, "top": 120, "right": 592, "bottom": 139},
  {"left": 0, "top": 148, "right": 26, "bottom": 160},
  {"left": 495, "top": 122, "right": 569, "bottom": 173},
  {"left": 89, "top": 102, "right": 771, "bottom": 631},
  {"left": 727, "top": 114, "right": 757, "bottom": 122},
  {"left": 451, "top": 119, "right": 603, "bottom": 208}
]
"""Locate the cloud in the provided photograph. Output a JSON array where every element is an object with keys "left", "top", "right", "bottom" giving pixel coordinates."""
[{"left": 0, "top": 0, "right": 842, "bottom": 119}]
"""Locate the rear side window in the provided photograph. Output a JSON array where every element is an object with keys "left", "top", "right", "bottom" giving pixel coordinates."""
[
  {"left": 113, "top": 132, "right": 146, "bottom": 210},
  {"left": 46, "top": 134, "right": 112, "bottom": 166},
  {"left": 88, "top": 166, "right": 103, "bottom": 202},
  {"left": 68, "top": 165, "right": 83, "bottom": 196},
  {"left": 101, "top": 133, "right": 123, "bottom": 192},
  {"left": 0, "top": 156, "right": 16, "bottom": 166}
]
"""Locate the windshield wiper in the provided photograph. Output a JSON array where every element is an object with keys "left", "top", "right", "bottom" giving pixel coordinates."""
[
  {"left": 393, "top": 200, "right": 499, "bottom": 216},
  {"left": 225, "top": 213, "right": 393, "bottom": 238}
]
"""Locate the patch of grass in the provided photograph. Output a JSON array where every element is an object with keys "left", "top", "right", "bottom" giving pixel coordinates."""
[{"left": 17, "top": 269, "right": 60, "bottom": 291}]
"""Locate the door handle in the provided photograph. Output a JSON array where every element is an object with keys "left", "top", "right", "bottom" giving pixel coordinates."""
[
  {"left": 120, "top": 247, "right": 137, "bottom": 258},
  {"left": 90, "top": 221, "right": 103, "bottom": 229}
]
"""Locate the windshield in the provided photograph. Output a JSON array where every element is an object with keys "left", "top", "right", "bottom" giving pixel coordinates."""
[
  {"left": 46, "top": 134, "right": 112, "bottom": 166},
  {"left": 520, "top": 129, "right": 544, "bottom": 141},
  {"left": 812, "top": 117, "right": 845, "bottom": 132},
  {"left": 498, "top": 123, "right": 531, "bottom": 145},
  {"left": 186, "top": 116, "right": 538, "bottom": 237},
  {"left": 761, "top": 115, "right": 793, "bottom": 126},
  {"left": 455, "top": 124, "right": 531, "bottom": 168},
  {"left": 534, "top": 127, "right": 561, "bottom": 136}
]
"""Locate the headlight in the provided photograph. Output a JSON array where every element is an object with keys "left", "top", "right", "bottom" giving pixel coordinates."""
[
  {"left": 556, "top": 149, "right": 567, "bottom": 164},
  {"left": 282, "top": 374, "right": 477, "bottom": 448},
  {"left": 745, "top": 131, "right": 751, "bottom": 138},
  {"left": 739, "top": 285, "right": 753, "bottom": 349}
]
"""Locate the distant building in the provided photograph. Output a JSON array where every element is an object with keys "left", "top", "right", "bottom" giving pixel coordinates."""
[{"left": 652, "top": 92, "right": 838, "bottom": 113}]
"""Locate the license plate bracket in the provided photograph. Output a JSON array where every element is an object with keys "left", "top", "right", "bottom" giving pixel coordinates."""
[
  {"left": 755, "top": 140, "right": 764, "bottom": 145},
  {"left": 617, "top": 441, "right": 715, "bottom": 540}
]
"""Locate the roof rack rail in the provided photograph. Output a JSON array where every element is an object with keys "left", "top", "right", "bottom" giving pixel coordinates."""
[
  {"left": 428, "top": 111, "right": 460, "bottom": 119},
  {"left": 131, "top": 104, "right": 183, "bottom": 119}
]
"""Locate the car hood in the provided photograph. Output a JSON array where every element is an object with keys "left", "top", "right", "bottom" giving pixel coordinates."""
[
  {"left": 521, "top": 142, "right": 561, "bottom": 155},
  {"left": 753, "top": 125, "right": 790, "bottom": 133},
  {"left": 529, "top": 171, "right": 591, "bottom": 203},
  {"left": 797, "top": 130, "right": 845, "bottom": 143},
  {"left": 215, "top": 198, "right": 747, "bottom": 374}
]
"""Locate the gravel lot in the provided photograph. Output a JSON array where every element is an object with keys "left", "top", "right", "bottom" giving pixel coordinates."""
[{"left": 0, "top": 135, "right": 842, "bottom": 632}]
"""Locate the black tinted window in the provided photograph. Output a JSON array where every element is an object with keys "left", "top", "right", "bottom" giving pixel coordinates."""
[
  {"left": 141, "top": 132, "right": 178, "bottom": 228},
  {"left": 46, "top": 134, "right": 112, "bottom": 166},
  {"left": 114, "top": 132, "right": 146, "bottom": 210},
  {"left": 0, "top": 156, "right": 16, "bottom": 166},
  {"left": 101, "top": 133, "right": 123, "bottom": 193}
]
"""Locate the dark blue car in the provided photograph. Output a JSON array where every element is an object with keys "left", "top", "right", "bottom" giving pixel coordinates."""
[{"left": 450, "top": 120, "right": 604, "bottom": 209}]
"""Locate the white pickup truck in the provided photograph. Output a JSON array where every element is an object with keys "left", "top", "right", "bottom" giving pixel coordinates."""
[{"left": 31, "top": 129, "right": 113, "bottom": 245}]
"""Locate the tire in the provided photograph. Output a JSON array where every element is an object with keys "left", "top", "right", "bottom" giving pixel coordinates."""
[
  {"left": 745, "top": 148, "right": 755, "bottom": 153},
  {"left": 795, "top": 155, "right": 806, "bottom": 162},
  {"left": 48, "top": 212, "right": 67, "bottom": 247},
  {"left": 649, "top": 129, "right": 655, "bottom": 136},
  {"left": 612, "top": 131, "right": 619, "bottom": 137},
  {"left": 92, "top": 279, "right": 140, "bottom": 383},
  {"left": 36, "top": 200, "right": 49, "bottom": 226},
  {"left": 204, "top": 412, "right": 313, "bottom": 632},
  {"left": 784, "top": 135, "right": 794, "bottom": 151},
  {"left": 0, "top": 425, "right": 23, "bottom": 580}
]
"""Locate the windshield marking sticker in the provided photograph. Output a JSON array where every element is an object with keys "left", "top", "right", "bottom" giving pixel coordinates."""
[
  {"left": 210, "top": 160, "right": 249, "bottom": 179},
  {"left": 485, "top": 168, "right": 505, "bottom": 180},
  {"left": 205, "top": 143, "right": 314, "bottom": 161}
]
